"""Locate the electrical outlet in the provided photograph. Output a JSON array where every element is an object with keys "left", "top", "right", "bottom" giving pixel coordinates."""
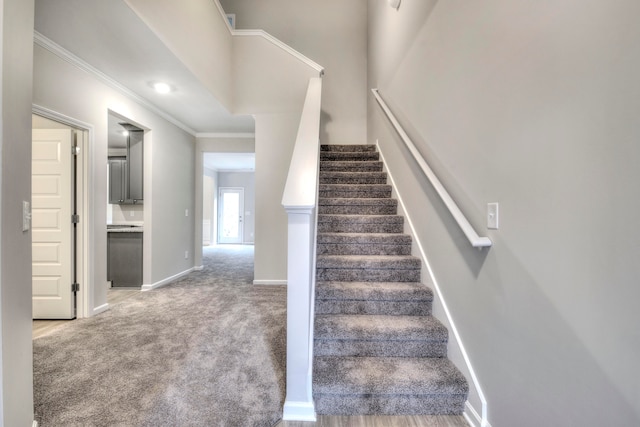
[
  {"left": 184, "top": 250, "right": 189, "bottom": 259},
  {"left": 185, "top": 209, "right": 189, "bottom": 217}
]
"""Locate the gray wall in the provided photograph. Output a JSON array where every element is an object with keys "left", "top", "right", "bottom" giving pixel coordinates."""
[
  {"left": 33, "top": 43, "right": 196, "bottom": 308},
  {"left": 1, "top": 0, "right": 36, "bottom": 425},
  {"left": 218, "top": 172, "right": 255, "bottom": 244},
  {"left": 220, "top": 0, "right": 368, "bottom": 145},
  {"left": 368, "top": 1, "right": 640, "bottom": 426}
]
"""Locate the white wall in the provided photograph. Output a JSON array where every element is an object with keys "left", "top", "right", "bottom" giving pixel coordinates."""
[
  {"left": 220, "top": 0, "right": 368, "bottom": 144},
  {"left": 368, "top": 1, "right": 640, "bottom": 426},
  {"left": 0, "top": 0, "right": 36, "bottom": 425},
  {"left": 254, "top": 113, "right": 300, "bottom": 284},
  {"left": 203, "top": 168, "right": 216, "bottom": 245},
  {"left": 33, "top": 44, "right": 196, "bottom": 310},
  {"left": 124, "top": 0, "right": 233, "bottom": 107}
]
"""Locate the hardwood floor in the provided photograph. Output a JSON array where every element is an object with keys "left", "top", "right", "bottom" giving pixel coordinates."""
[
  {"left": 276, "top": 415, "right": 469, "bottom": 427},
  {"left": 32, "top": 288, "right": 140, "bottom": 339}
]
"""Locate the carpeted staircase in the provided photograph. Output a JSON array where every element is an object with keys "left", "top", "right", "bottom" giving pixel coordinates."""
[{"left": 313, "top": 144, "right": 469, "bottom": 415}]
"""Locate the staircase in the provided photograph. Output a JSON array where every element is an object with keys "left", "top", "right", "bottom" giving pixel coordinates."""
[{"left": 313, "top": 144, "right": 468, "bottom": 415}]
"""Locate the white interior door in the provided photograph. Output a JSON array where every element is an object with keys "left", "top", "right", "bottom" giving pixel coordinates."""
[
  {"left": 218, "top": 188, "right": 244, "bottom": 244},
  {"left": 32, "top": 129, "right": 75, "bottom": 319}
]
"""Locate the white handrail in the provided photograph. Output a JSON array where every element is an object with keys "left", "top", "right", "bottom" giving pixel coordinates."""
[{"left": 372, "top": 89, "right": 492, "bottom": 249}]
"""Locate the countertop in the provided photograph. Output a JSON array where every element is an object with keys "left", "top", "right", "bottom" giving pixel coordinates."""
[{"left": 107, "top": 223, "right": 144, "bottom": 233}]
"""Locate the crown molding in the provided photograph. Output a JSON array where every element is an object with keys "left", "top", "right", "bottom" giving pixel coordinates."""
[
  {"left": 196, "top": 132, "right": 255, "bottom": 139},
  {"left": 33, "top": 31, "right": 197, "bottom": 136}
]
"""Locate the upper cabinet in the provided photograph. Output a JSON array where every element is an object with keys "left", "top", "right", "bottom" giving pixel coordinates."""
[{"left": 108, "top": 114, "right": 144, "bottom": 204}]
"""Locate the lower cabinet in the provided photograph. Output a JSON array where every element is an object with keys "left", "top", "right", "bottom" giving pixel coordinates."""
[{"left": 107, "top": 232, "right": 143, "bottom": 287}]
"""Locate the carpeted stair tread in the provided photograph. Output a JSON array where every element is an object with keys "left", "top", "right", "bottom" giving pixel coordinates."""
[
  {"left": 316, "top": 281, "right": 433, "bottom": 302},
  {"left": 318, "top": 198, "right": 398, "bottom": 215},
  {"left": 318, "top": 214, "right": 404, "bottom": 234},
  {"left": 314, "top": 356, "right": 468, "bottom": 396},
  {"left": 317, "top": 255, "right": 421, "bottom": 270},
  {"left": 319, "top": 184, "right": 392, "bottom": 198},
  {"left": 317, "top": 233, "right": 412, "bottom": 256},
  {"left": 315, "top": 281, "right": 434, "bottom": 315},
  {"left": 321, "top": 152, "right": 380, "bottom": 162},
  {"left": 318, "top": 233, "right": 411, "bottom": 245},
  {"left": 315, "top": 314, "right": 447, "bottom": 342},
  {"left": 320, "top": 171, "right": 388, "bottom": 185},
  {"left": 320, "top": 161, "right": 383, "bottom": 172},
  {"left": 321, "top": 144, "right": 376, "bottom": 152}
]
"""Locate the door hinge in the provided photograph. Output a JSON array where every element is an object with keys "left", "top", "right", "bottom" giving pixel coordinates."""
[
  {"left": 72, "top": 145, "right": 80, "bottom": 156},
  {"left": 71, "top": 214, "right": 80, "bottom": 224},
  {"left": 71, "top": 282, "right": 80, "bottom": 293}
]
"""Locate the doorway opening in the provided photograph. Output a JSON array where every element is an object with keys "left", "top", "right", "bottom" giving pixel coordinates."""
[{"left": 202, "top": 152, "right": 255, "bottom": 248}]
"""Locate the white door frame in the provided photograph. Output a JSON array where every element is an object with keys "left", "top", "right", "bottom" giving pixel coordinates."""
[
  {"left": 218, "top": 187, "right": 244, "bottom": 244},
  {"left": 33, "top": 105, "right": 92, "bottom": 318}
]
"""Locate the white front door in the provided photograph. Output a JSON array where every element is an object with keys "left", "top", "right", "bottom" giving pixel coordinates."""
[
  {"left": 218, "top": 188, "right": 244, "bottom": 244},
  {"left": 32, "top": 129, "right": 75, "bottom": 319}
]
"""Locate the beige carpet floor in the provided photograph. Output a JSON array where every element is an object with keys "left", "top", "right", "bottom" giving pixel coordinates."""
[{"left": 33, "top": 245, "right": 286, "bottom": 427}]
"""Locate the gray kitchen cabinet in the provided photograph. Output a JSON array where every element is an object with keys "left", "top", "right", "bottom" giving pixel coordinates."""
[
  {"left": 108, "top": 158, "right": 126, "bottom": 204},
  {"left": 127, "top": 130, "right": 143, "bottom": 202},
  {"left": 108, "top": 129, "right": 143, "bottom": 204},
  {"left": 107, "top": 231, "right": 143, "bottom": 287}
]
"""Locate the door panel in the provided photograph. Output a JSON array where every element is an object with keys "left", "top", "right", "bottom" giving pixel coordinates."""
[
  {"left": 218, "top": 188, "right": 244, "bottom": 244},
  {"left": 32, "top": 129, "right": 75, "bottom": 319}
]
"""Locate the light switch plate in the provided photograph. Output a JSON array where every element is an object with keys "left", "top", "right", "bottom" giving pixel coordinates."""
[
  {"left": 22, "top": 201, "right": 31, "bottom": 232},
  {"left": 487, "top": 202, "right": 499, "bottom": 230}
]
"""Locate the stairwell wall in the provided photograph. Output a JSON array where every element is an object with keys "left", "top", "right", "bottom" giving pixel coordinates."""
[
  {"left": 368, "top": 1, "right": 640, "bottom": 426},
  {"left": 220, "top": 0, "right": 368, "bottom": 145}
]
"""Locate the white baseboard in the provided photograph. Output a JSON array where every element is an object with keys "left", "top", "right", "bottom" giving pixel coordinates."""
[
  {"left": 253, "top": 279, "right": 287, "bottom": 286},
  {"left": 377, "top": 142, "right": 489, "bottom": 426},
  {"left": 464, "top": 401, "right": 491, "bottom": 427},
  {"left": 141, "top": 267, "right": 196, "bottom": 291},
  {"left": 282, "top": 400, "right": 316, "bottom": 421},
  {"left": 33, "top": 420, "right": 38, "bottom": 427},
  {"left": 194, "top": 265, "right": 204, "bottom": 271},
  {"left": 92, "top": 303, "right": 109, "bottom": 316}
]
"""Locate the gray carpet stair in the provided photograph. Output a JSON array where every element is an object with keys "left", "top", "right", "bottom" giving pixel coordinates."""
[{"left": 313, "top": 144, "right": 468, "bottom": 415}]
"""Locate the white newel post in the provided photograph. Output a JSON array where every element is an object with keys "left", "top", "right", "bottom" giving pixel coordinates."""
[{"left": 282, "top": 206, "right": 317, "bottom": 421}]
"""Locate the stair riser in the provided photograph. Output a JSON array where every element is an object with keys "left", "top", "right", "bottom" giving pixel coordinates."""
[
  {"left": 317, "top": 244, "right": 411, "bottom": 256},
  {"left": 318, "top": 223, "right": 404, "bottom": 233},
  {"left": 320, "top": 162, "right": 383, "bottom": 172},
  {"left": 315, "top": 300, "right": 431, "bottom": 316},
  {"left": 317, "top": 269, "right": 421, "bottom": 282},
  {"left": 320, "top": 145, "right": 377, "bottom": 153},
  {"left": 318, "top": 205, "right": 397, "bottom": 215},
  {"left": 314, "top": 395, "right": 466, "bottom": 416},
  {"left": 320, "top": 177, "right": 388, "bottom": 185},
  {"left": 321, "top": 152, "right": 380, "bottom": 161},
  {"left": 319, "top": 189, "right": 392, "bottom": 199},
  {"left": 314, "top": 340, "right": 447, "bottom": 358}
]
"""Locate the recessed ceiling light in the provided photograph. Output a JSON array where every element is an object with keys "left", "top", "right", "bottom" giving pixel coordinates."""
[{"left": 153, "top": 82, "right": 172, "bottom": 94}]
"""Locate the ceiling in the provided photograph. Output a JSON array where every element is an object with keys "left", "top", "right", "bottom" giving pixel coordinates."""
[
  {"left": 34, "top": 0, "right": 255, "bottom": 135},
  {"left": 203, "top": 153, "right": 255, "bottom": 172}
]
